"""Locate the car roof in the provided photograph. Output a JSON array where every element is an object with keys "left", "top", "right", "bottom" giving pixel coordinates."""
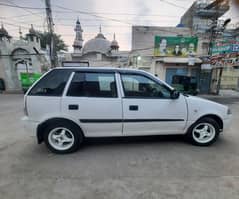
[
  {"left": 53, "top": 67, "right": 145, "bottom": 74},
  {"left": 49, "top": 67, "right": 174, "bottom": 90}
]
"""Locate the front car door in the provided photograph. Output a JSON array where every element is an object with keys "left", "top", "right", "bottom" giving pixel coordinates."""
[
  {"left": 120, "top": 72, "right": 187, "bottom": 136},
  {"left": 62, "top": 71, "right": 123, "bottom": 137}
]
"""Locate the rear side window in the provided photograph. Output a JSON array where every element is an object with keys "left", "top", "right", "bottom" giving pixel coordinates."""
[
  {"left": 28, "top": 70, "right": 72, "bottom": 96},
  {"left": 67, "top": 72, "right": 117, "bottom": 98}
]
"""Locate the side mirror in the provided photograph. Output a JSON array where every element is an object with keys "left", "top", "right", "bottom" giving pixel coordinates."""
[{"left": 171, "top": 90, "right": 180, "bottom": 99}]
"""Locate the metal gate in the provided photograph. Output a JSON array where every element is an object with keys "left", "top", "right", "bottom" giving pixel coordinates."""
[{"left": 199, "top": 70, "right": 211, "bottom": 94}]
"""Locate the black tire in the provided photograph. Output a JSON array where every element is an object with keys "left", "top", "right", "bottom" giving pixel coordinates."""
[
  {"left": 43, "top": 120, "right": 83, "bottom": 154},
  {"left": 185, "top": 117, "right": 220, "bottom": 146}
]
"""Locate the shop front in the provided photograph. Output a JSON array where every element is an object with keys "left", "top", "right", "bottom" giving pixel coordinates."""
[
  {"left": 154, "top": 57, "right": 202, "bottom": 95},
  {"left": 153, "top": 36, "right": 203, "bottom": 94}
]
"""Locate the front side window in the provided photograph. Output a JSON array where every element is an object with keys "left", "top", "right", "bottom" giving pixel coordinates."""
[
  {"left": 28, "top": 70, "right": 72, "bottom": 96},
  {"left": 67, "top": 72, "right": 117, "bottom": 98},
  {"left": 121, "top": 74, "right": 171, "bottom": 99}
]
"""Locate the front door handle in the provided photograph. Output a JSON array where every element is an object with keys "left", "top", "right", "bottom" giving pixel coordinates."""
[
  {"left": 68, "top": 104, "right": 79, "bottom": 110},
  {"left": 129, "top": 105, "right": 138, "bottom": 111}
]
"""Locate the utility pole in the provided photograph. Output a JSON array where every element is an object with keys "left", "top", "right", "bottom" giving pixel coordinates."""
[
  {"left": 206, "top": 0, "right": 226, "bottom": 94},
  {"left": 215, "top": 18, "right": 231, "bottom": 94},
  {"left": 45, "top": 0, "right": 56, "bottom": 68}
]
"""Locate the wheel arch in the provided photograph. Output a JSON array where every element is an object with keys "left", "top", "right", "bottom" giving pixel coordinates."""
[
  {"left": 37, "top": 117, "right": 84, "bottom": 144},
  {"left": 190, "top": 114, "right": 223, "bottom": 132}
]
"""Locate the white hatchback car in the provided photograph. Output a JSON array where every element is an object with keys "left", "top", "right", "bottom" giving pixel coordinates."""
[{"left": 23, "top": 67, "right": 232, "bottom": 154}]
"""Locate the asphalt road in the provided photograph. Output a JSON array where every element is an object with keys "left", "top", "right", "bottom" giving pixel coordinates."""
[{"left": 0, "top": 94, "right": 239, "bottom": 199}]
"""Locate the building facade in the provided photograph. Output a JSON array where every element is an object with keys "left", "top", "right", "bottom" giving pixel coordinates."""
[
  {"left": 0, "top": 24, "right": 49, "bottom": 92},
  {"left": 130, "top": 26, "right": 203, "bottom": 92},
  {"left": 62, "top": 19, "right": 129, "bottom": 68},
  {"left": 211, "top": 26, "right": 239, "bottom": 90},
  {"left": 180, "top": 0, "right": 237, "bottom": 93}
]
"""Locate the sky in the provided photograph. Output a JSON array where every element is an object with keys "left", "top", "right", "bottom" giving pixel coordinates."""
[{"left": 0, "top": 0, "right": 238, "bottom": 52}]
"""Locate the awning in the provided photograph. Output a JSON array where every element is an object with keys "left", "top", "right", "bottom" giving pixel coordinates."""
[{"left": 156, "top": 57, "right": 202, "bottom": 64}]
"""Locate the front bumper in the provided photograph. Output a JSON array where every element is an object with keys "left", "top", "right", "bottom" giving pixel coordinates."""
[
  {"left": 21, "top": 116, "right": 39, "bottom": 137},
  {"left": 223, "top": 114, "right": 232, "bottom": 132}
]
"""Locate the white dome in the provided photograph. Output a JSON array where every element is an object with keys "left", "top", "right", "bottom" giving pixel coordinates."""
[{"left": 82, "top": 33, "right": 111, "bottom": 54}]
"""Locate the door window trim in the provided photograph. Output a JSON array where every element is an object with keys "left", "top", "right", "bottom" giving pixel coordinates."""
[
  {"left": 62, "top": 72, "right": 75, "bottom": 97},
  {"left": 66, "top": 71, "right": 119, "bottom": 98},
  {"left": 120, "top": 72, "right": 173, "bottom": 99}
]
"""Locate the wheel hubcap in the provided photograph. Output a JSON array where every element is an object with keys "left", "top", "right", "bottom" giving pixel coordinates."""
[
  {"left": 48, "top": 127, "right": 74, "bottom": 151},
  {"left": 192, "top": 123, "right": 216, "bottom": 144}
]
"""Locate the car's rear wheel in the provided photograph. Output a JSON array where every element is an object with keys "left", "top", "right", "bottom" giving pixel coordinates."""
[
  {"left": 43, "top": 121, "right": 83, "bottom": 154},
  {"left": 186, "top": 117, "right": 220, "bottom": 146}
]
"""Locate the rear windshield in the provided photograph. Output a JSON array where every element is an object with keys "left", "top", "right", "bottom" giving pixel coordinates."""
[{"left": 28, "top": 69, "right": 72, "bottom": 96}]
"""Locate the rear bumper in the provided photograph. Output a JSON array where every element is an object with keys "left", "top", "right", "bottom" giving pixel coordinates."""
[{"left": 21, "top": 116, "right": 38, "bottom": 137}]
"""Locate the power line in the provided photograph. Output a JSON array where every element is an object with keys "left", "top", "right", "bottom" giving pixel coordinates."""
[
  {"left": 160, "top": 0, "right": 187, "bottom": 10},
  {"left": 4, "top": 0, "right": 44, "bottom": 19},
  {"left": 52, "top": 10, "right": 182, "bottom": 18},
  {"left": 54, "top": 18, "right": 179, "bottom": 23},
  {"left": 3, "top": 12, "right": 45, "bottom": 19},
  {"left": 2, "top": 19, "right": 185, "bottom": 37},
  {"left": 0, "top": 21, "right": 31, "bottom": 30},
  {"left": 0, "top": 19, "right": 44, "bottom": 30},
  {"left": 0, "top": 2, "right": 45, "bottom": 10},
  {"left": 0, "top": 13, "right": 180, "bottom": 27},
  {"left": 52, "top": 4, "right": 132, "bottom": 25}
]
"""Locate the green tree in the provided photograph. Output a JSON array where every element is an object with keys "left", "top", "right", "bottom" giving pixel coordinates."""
[{"left": 36, "top": 31, "right": 68, "bottom": 52}]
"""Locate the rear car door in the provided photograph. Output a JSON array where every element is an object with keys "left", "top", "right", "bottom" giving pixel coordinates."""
[
  {"left": 62, "top": 71, "right": 123, "bottom": 137},
  {"left": 120, "top": 73, "right": 187, "bottom": 135}
]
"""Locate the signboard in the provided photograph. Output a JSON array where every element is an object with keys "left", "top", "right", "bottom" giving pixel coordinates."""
[
  {"left": 211, "top": 53, "right": 239, "bottom": 68},
  {"left": 154, "top": 36, "right": 198, "bottom": 57},
  {"left": 20, "top": 72, "right": 42, "bottom": 89},
  {"left": 212, "top": 41, "right": 239, "bottom": 55},
  {"left": 211, "top": 40, "right": 239, "bottom": 68},
  {"left": 211, "top": 44, "right": 231, "bottom": 55}
]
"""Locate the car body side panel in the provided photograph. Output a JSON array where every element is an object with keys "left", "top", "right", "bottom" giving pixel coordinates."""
[
  {"left": 26, "top": 96, "right": 62, "bottom": 123},
  {"left": 183, "top": 95, "right": 229, "bottom": 133},
  {"left": 122, "top": 95, "right": 188, "bottom": 135},
  {"left": 61, "top": 97, "right": 123, "bottom": 137}
]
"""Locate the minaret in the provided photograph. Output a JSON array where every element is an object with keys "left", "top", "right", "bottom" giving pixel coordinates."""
[
  {"left": 73, "top": 18, "right": 83, "bottom": 53},
  {"left": 110, "top": 33, "right": 119, "bottom": 51},
  {"left": 0, "top": 23, "right": 11, "bottom": 41},
  {"left": 19, "top": 26, "right": 23, "bottom": 40},
  {"left": 26, "top": 24, "right": 40, "bottom": 45}
]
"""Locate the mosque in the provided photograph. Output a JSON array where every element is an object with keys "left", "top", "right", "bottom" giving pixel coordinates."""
[
  {"left": 62, "top": 18, "right": 129, "bottom": 67},
  {"left": 0, "top": 24, "right": 49, "bottom": 92}
]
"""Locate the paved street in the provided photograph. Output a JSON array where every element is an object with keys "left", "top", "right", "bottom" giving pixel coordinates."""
[{"left": 0, "top": 94, "right": 239, "bottom": 199}]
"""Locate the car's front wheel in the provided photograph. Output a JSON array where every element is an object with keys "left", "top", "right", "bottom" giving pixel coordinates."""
[
  {"left": 43, "top": 121, "right": 83, "bottom": 154},
  {"left": 186, "top": 117, "right": 220, "bottom": 146}
]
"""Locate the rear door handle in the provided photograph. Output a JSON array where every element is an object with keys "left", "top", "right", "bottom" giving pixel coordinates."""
[
  {"left": 129, "top": 105, "right": 138, "bottom": 111},
  {"left": 68, "top": 104, "right": 79, "bottom": 110}
]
